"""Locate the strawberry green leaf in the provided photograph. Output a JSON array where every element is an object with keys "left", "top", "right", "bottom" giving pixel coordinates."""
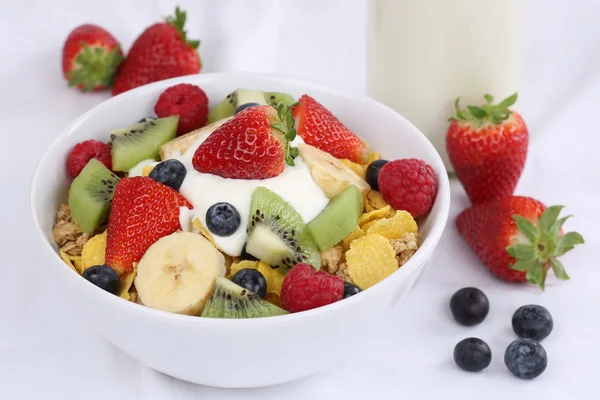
[
  {"left": 550, "top": 259, "right": 570, "bottom": 281},
  {"left": 526, "top": 264, "right": 544, "bottom": 289},
  {"left": 514, "top": 215, "right": 540, "bottom": 243},
  {"left": 498, "top": 93, "right": 518, "bottom": 109},
  {"left": 484, "top": 94, "right": 494, "bottom": 104},
  {"left": 467, "top": 106, "right": 488, "bottom": 119},
  {"left": 549, "top": 215, "right": 571, "bottom": 237},
  {"left": 511, "top": 259, "right": 536, "bottom": 272},
  {"left": 539, "top": 205, "right": 564, "bottom": 232},
  {"left": 507, "top": 243, "right": 536, "bottom": 260},
  {"left": 555, "top": 231, "right": 584, "bottom": 256}
]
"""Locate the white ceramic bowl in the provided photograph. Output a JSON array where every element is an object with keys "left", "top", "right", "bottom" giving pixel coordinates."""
[{"left": 31, "top": 72, "right": 450, "bottom": 388}]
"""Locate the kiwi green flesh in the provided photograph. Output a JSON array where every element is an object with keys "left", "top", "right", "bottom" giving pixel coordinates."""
[
  {"left": 201, "top": 277, "right": 287, "bottom": 318},
  {"left": 206, "top": 88, "right": 267, "bottom": 124},
  {"left": 110, "top": 116, "right": 178, "bottom": 172},
  {"left": 308, "top": 185, "right": 364, "bottom": 251},
  {"left": 265, "top": 92, "right": 296, "bottom": 108},
  {"left": 68, "top": 158, "right": 120, "bottom": 233},
  {"left": 245, "top": 187, "right": 321, "bottom": 274}
]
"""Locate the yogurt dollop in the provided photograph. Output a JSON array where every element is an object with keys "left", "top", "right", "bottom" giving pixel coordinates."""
[{"left": 172, "top": 133, "right": 329, "bottom": 257}]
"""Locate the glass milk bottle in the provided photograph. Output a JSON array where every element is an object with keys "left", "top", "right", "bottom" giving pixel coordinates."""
[{"left": 367, "top": 0, "right": 525, "bottom": 171}]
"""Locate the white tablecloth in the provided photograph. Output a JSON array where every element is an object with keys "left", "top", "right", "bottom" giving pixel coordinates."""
[{"left": 2, "top": 0, "right": 599, "bottom": 398}]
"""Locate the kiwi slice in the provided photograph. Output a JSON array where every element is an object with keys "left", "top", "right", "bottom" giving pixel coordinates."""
[
  {"left": 206, "top": 89, "right": 296, "bottom": 124},
  {"left": 201, "top": 277, "right": 287, "bottom": 318},
  {"left": 109, "top": 116, "right": 178, "bottom": 172},
  {"left": 68, "top": 158, "right": 120, "bottom": 233},
  {"left": 308, "top": 185, "right": 364, "bottom": 251},
  {"left": 245, "top": 187, "right": 321, "bottom": 273}
]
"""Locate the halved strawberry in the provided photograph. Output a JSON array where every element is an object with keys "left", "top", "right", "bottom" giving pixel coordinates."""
[
  {"left": 192, "top": 104, "right": 298, "bottom": 179},
  {"left": 105, "top": 177, "right": 192, "bottom": 274},
  {"left": 292, "top": 95, "right": 367, "bottom": 164}
]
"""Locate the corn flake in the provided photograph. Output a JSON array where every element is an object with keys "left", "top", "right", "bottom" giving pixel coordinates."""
[
  {"left": 342, "top": 225, "right": 366, "bottom": 251},
  {"left": 364, "top": 190, "right": 390, "bottom": 212},
  {"left": 229, "top": 260, "right": 260, "bottom": 277},
  {"left": 366, "top": 210, "right": 418, "bottom": 240},
  {"left": 366, "top": 151, "right": 381, "bottom": 165},
  {"left": 192, "top": 217, "right": 219, "bottom": 250},
  {"left": 346, "top": 233, "right": 398, "bottom": 290},
  {"left": 59, "top": 252, "right": 78, "bottom": 273},
  {"left": 358, "top": 206, "right": 394, "bottom": 227},
  {"left": 340, "top": 159, "right": 367, "bottom": 180},
  {"left": 360, "top": 220, "right": 379, "bottom": 232},
  {"left": 264, "top": 293, "right": 282, "bottom": 307},
  {"left": 141, "top": 165, "right": 154, "bottom": 176},
  {"left": 81, "top": 231, "right": 107, "bottom": 271},
  {"left": 118, "top": 265, "right": 137, "bottom": 300}
]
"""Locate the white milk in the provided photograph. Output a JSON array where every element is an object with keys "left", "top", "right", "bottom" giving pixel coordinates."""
[{"left": 367, "top": 0, "right": 525, "bottom": 171}]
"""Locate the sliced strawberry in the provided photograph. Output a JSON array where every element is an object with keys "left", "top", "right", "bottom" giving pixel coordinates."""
[
  {"left": 105, "top": 177, "right": 192, "bottom": 274},
  {"left": 67, "top": 140, "right": 112, "bottom": 178},
  {"left": 292, "top": 95, "right": 367, "bottom": 164},
  {"left": 456, "top": 196, "right": 584, "bottom": 290},
  {"left": 192, "top": 104, "right": 298, "bottom": 179}
]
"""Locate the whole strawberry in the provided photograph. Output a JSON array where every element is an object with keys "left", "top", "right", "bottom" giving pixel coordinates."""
[
  {"left": 293, "top": 95, "right": 367, "bottom": 164},
  {"left": 62, "top": 24, "right": 124, "bottom": 91},
  {"left": 281, "top": 263, "right": 344, "bottom": 313},
  {"left": 456, "top": 196, "right": 584, "bottom": 289},
  {"left": 112, "top": 7, "right": 201, "bottom": 96},
  {"left": 447, "top": 94, "right": 528, "bottom": 204},
  {"left": 105, "top": 176, "right": 192, "bottom": 275},
  {"left": 193, "top": 104, "right": 298, "bottom": 179}
]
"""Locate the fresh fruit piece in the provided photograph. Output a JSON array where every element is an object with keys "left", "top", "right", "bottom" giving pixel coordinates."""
[
  {"left": 134, "top": 231, "right": 225, "bottom": 315},
  {"left": 245, "top": 187, "right": 321, "bottom": 273},
  {"left": 343, "top": 282, "right": 361, "bottom": 299},
  {"left": 280, "top": 264, "right": 344, "bottom": 313},
  {"left": 206, "top": 89, "right": 296, "bottom": 124},
  {"left": 366, "top": 159, "right": 388, "bottom": 191},
  {"left": 265, "top": 92, "right": 296, "bottom": 108},
  {"left": 453, "top": 338, "right": 492, "bottom": 372},
  {"left": 297, "top": 143, "right": 370, "bottom": 198},
  {"left": 67, "top": 140, "right": 112, "bottom": 178},
  {"left": 235, "top": 102, "right": 261, "bottom": 114},
  {"left": 111, "top": 7, "right": 201, "bottom": 95},
  {"left": 154, "top": 83, "right": 209, "bottom": 135},
  {"left": 340, "top": 159, "right": 367, "bottom": 180},
  {"left": 449, "top": 287, "right": 490, "bottom": 326},
  {"left": 232, "top": 268, "right": 267, "bottom": 298},
  {"left": 149, "top": 159, "right": 186, "bottom": 191},
  {"left": 81, "top": 231, "right": 107, "bottom": 270},
  {"left": 346, "top": 233, "right": 398, "bottom": 290},
  {"left": 110, "top": 116, "right": 178, "bottom": 172},
  {"left": 159, "top": 117, "right": 231, "bottom": 159},
  {"left": 201, "top": 277, "right": 288, "bottom": 318},
  {"left": 456, "top": 197, "right": 584, "bottom": 289},
  {"left": 293, "top": 95, "right": 367, "bottom": 163},
  {"left": 82, "top": 265, "right": 120, "bottom": 295},
  {"left": 308, "top": 185, "right": 364, "bottom": 251},
  {"left": 241, "top": 243, "right": 259, "bottom": 261},
  {"left": 205, "top": 202, "right": 241, "bottom": 237},
  {"left": 105, "top": 176, "right": 192, "bottom": 274},
  {"left": 229, "top": 260, "right": 285, "bottom": 296},
  {"left": 62, "top": 24, "right": 123, "bottom": 91},
  {"left": 378, "top": 159, "right": 437, "bottom": 218},
  {"left": 512, "top": 305, "right": 553, "bottom": 341},
  {"left": 68, "top": 159, "right": 120, "bottom": 233},
  {"left": 447, "top": 93, "right": 529, "bottom": 204},
  {"left": 193, "top": 104, "right": 297, "bottom": 179},
  {"left": 504, "top": 339, "right": 547, "bottom": 380}
]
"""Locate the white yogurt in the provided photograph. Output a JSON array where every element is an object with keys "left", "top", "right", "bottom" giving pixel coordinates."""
[
  {"left": 172, "top": 135, "right": 329, "bottom": 257},
  {"left": 128, "top": 158, "right": 159, "bottom": 177}
]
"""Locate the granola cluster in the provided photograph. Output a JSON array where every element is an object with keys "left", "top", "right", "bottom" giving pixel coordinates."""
[{"left": 52, "top": 205, "right": 89, "bottom": 256}]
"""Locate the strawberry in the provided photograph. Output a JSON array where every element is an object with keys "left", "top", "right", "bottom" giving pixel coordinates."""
[
  {"left": 292, "top": 95, "right": 367, "bottom": 164},
  {"left": 111, "top": 7, "right": 201, "bottom": 96},
  {"left": 62, "top": 24, "right": 124, "bottom": 91},
  {"left": 192, "top": 104, "right": 298, "bottom": 179},
  {"left": 446, "top": 94, "right": 529, "bottom": 205},
  {"left": 105, "top": 177, "right": 192, "bottom": 275},
  {"left": 456, "top": 196, "right": 584, "bottom": 290}
]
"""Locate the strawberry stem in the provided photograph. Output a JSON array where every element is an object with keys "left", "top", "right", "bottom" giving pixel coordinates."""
[
  {"left": 507, "top": 205, "right": 584, "bottom": 290},
  {"left": 450, "top": 93, "right": 518, "bottom": 126},
  {"left": 270, "top": 103, "right": 299, "bottom": 166},
  {"left": 66, "top": 44, "right": 123, "bottom": 91},
  {"left": 166, "top": 6, "right": 200, "bottom": 49}
]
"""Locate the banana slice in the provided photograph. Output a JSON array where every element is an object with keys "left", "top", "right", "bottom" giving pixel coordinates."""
[
  {"left": 134, "top": 232, "right": 226, "bottom": 316},
  {"left": 159, "top": 117, "right": 232, "bottom": 160},
  {"left": 298, "top": 143, "right": 371, "bottom": 198}
]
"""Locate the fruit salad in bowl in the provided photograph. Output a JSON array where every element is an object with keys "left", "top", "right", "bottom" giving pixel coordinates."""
[{"left": 31, "top": 73, "right": 450, "bottom": 387}]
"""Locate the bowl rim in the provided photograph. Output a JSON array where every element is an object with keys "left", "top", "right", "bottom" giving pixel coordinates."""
[{"left": 30, "top": 71, "right": 451, "bottom": 327}]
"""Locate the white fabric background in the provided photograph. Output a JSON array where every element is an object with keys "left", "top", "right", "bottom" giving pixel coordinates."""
[{"left": 1, "top": 0, "right": 600, "bottom": 398}]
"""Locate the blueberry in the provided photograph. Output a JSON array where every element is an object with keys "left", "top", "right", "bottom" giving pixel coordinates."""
[
  {"left": 512, "top": 305, "right": 553, "bottom": 341},
  {"left": 241, "top": 243, "right": 258, "bottom": 261},
  {"left": 206, "top": 202, "right": 241, "bottom": 237},
  {"left": 232, "top": 268, "right": 267, "bottom": 298},
  {"left": 343, "top": 282, "right": 361, "bottom": 299},
  {"left": 449, "top": 287, "right": 489, "bottom": 326},
  {"left": 453, "top": 338, "right": 492, "bottom": 372},
  {"left": 366, "top": 159, "right": 388, "bottom": 191},
  {"left": 504, "top": 339, "right": 547, "bottom": 379},
  {"left": 235, "top": 103, "right": 262, "bottom": 114},
  {"left": 82, "top": 265, "right": 120, "bottom": 295},
  {"left": 149, "top": 159, "right": 187, "bottom": 191}
]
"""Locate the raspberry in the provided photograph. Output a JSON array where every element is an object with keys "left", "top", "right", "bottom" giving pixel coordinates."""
[
  {"left": 67, "top": 140, "right": 112, "bottom": 178},
  {"left": 154, "top": 83, "right": 209, "bottom": 136},
  {"left": 280, "top": 263, "right": 344, "bottom": 313},
  {"left": 378, "top": 159, "right": 437, "bottom": 218}
]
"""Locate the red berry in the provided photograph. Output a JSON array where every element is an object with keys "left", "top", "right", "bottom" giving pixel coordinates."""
[
  {"left": 280, "top": 264, "right": 344, "bottom": 313},
  {"left": 378, "top": 159, "right": 437, "bottom": 218},
  {"left": 154, "top": 83, "right": 209, "bottom": 136},
  {"left": 67, "top": 140, "right": 112, "bottom": 178}
]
